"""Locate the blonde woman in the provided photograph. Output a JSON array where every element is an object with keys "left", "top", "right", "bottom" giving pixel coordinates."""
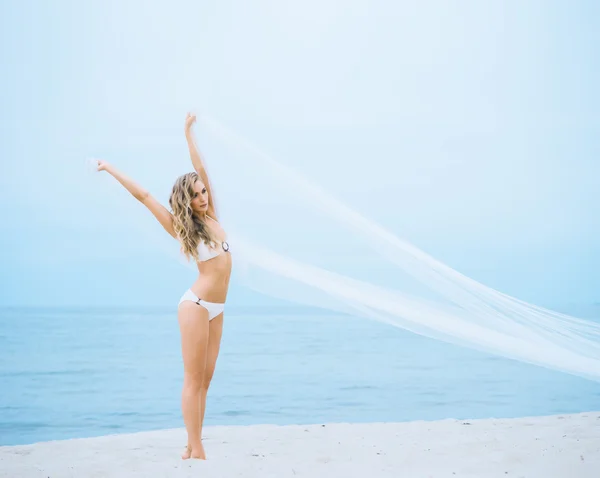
[{"left": 96, "top": 113, "right": 232, "bottom": 460}]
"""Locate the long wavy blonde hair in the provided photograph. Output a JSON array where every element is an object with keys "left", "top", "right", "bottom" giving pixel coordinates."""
[{"left": 169, "top": 172, "right": 215, "bottom": 261}]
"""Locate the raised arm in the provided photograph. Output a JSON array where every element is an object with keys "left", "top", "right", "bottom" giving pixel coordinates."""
[
  {"left": 184, "top": 113, "right": 218, "bottom": 220},
  {"left": 96, "top": 160, "right": 176, "bottom": 239}
]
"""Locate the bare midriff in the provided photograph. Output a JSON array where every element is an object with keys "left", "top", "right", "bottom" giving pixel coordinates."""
[{"left": 189, "top": 251, "right": 232, "bottom": 303}]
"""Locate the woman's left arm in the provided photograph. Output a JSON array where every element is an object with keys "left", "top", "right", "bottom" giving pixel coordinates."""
[{"left": 184, "top": 113, "right": 218, "bottom": 220}]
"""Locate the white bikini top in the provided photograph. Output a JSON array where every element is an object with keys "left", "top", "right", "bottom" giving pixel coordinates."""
[
  {"left": 197, "top": 238, "right": 230, "bottom": 262},
  {"left": 196, "top": 216, "right": 230, "bottom": 262}
]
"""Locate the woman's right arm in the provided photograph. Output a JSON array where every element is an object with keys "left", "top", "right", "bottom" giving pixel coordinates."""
[{"left": 97, "top": 160, "right": 177, "bottom": 239}]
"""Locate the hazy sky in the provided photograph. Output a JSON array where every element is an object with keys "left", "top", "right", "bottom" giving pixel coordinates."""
[{"left": 1, "top": 0, "right": 598, "bottom": 307}]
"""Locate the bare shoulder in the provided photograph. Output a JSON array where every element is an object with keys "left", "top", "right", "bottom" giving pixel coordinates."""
[{"left": 206, "top": 215, "right": 228, "bottom": 240}]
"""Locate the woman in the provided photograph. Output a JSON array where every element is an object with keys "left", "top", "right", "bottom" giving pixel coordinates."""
[{"left": 97, "top": 113, "right": 232, "bottom": 460}]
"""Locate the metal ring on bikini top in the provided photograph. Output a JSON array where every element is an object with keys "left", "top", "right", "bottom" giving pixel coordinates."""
[{"left": 222, "top": 241, "right": 230, "bottom": 252}]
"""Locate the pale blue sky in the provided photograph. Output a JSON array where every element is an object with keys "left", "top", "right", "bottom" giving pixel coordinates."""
[{"left": 1, "top": 0, "right": 598, "bottom": 307}]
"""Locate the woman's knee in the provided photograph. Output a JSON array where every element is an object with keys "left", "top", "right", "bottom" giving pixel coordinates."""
[{"left": 183, "top": 371, "right": 204, "bottom": 393}]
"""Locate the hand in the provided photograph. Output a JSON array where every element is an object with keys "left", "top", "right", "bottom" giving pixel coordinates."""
[
  {"left": 96, "top": 159, "right": 111, "bottom": 172},
  {"left": 185, "top": 112, "right": 196, "bottom": 131}
]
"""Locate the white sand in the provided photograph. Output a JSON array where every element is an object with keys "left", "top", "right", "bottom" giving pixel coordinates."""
[{"left": 1, "top": 412, "right": 599, "bottom": 477}]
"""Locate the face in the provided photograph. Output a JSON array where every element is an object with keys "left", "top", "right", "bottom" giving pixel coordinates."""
[{"left": 190, "top": 180, "right": 209, "bottom": 213}]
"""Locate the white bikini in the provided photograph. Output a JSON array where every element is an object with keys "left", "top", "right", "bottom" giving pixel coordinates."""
[
  {"left": 178, "top": 218, "right": 230, "bottom": 320},
  {"left": 178, "top": 289, "right": 226, "bottom": 320}
]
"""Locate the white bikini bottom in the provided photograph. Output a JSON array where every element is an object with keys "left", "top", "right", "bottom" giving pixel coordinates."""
[{"left": 178, "top": 289, "right": 224, "bottom": 320}]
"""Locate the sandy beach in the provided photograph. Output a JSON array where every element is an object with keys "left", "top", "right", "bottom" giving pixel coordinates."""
[{"left": 1, "top": 412, "right": 598, "bottom": 477}]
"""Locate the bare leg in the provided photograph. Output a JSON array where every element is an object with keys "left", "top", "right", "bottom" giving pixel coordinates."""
[
  {"left": 199, "top": 313, "right": 224, "bottom": 440},
  {"left": 178, "top": 302, "right": 209, "bottom": 460}
]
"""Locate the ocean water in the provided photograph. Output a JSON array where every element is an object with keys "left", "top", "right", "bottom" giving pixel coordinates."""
[{"left": 1, "top": 306, "right": 600, "bottom": 446}]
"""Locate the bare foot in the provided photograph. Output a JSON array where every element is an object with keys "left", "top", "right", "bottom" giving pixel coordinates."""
[
  {"left": 182, "top": 443, "right": 206, "bottom": 460},
  {"left": 181, "top": 445, "right": 192, "bottom": 460},
  {"left": 191, "top": 442, "right": 207, "bottom": 460}
]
